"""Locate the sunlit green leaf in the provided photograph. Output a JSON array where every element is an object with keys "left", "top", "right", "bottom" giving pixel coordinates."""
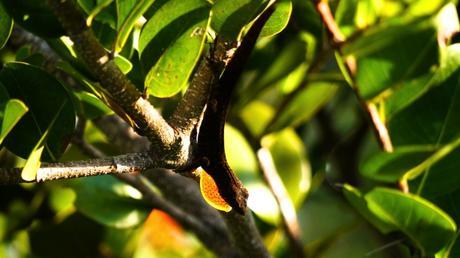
[
  {"left": 0, "top": 99, "right": 28, "bottom": 145},
  {"left": 260, "top": 0, "right": 292, "bottom": 38},
  {"left": 139, "top": 0, "right": 211, "bottom": 97},
  {"left": 211, "top": 0, "right": 267, "bottom": 40}
]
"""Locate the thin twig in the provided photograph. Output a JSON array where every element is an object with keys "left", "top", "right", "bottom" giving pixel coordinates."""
[
  {"left": 0, "top": 152, "right": 154, "bottom": 184},
  {"left": 314, "top": 0, "right": 393, "bottom": 152},
  {"left": 257, "top": 148, "right": 306, "bottom": 258}
]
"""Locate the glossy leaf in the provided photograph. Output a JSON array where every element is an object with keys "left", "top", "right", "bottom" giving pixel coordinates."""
[
  {"left": 345, "top": 186, "right": 457, "bottom": 255},
  {"left": 260, "top": 0, "right": 292, "bottom": 38},
  {"left": 139, "top": 0, "right": 211, "bottom": 97},
  {"left": 113, "top": 0, "right": 155, "bottom": 53},
  {"left": 0, "top": 1, "right": 12, "bottom": 49},
  {"left": 0, "top": 99, "right": 28, "bottom": 145},
  {"left": 0, "top": 62, "right": 76, "bottom": 161},
  {"left": 21, "top": 145, "right": 44, "bottom": 182},
  {"left": 211, "top": 0, "right": 267, "bottom": 40},
  {"left": 73, "top": 175, "right": 150, "bottom": 228},
  {"left": 1, "top": 0, "right": 64, "bottom": 37},
  {"left": 74, "top": 91, "right": 113, "bottom": 120},
  {"left": 365, "top": 188, "right": 456, "bottom": 255}
]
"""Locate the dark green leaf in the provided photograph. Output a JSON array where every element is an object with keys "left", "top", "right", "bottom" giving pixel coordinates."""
[
  {"left": 75, "top": 91, "right": 113, "bottom": 120},
  {"left": 139, "top": 0, "right": 211, "bottom": 97},
  {"left": 1, "top": 0, "right": 65, "bottom": 37},
  {"left": 0, "top": 62, "right": 76, "bottom": 161},
  {"left": 0, "top": 1, "right": 13, "bottom": 49},
  {"left": 72, "top": 175, "right": 151, "bottom": 228}
]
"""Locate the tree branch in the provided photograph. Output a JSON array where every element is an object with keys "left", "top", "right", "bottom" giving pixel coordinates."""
[
  {"left": 314, "top": 0, "right": 394, "bottom": 152},
  {"left": 257, "top": 148, "right": 306, "bottom": 258},
  {"left": 0, "top": 152, "right": 154, "bottom": 185},
  {"left": 46, "top": 0, "right": 179, "bottom": 156}
]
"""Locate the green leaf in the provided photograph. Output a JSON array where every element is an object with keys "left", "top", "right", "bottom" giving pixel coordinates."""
[
  {"left": 211, "top": 0, "right": 267, "bottom": 40},
  {"left": 116, "top": 0, "right": 137, "bottom": 28},
  {"left": 360, "top": 145, "right": 435, "bottom": 183},
  {"left": 239, "top": 101, "right": 274, "bottom": 137},
  {"left": 0, "top": 62, "right": 76, "bottom": 161},
  {"left": 0, "top": 0, "right": 65, "bottom": 37},
  {"left": 259, "top": 0, "right": 292, "bottom": 38},
  {"left": 86, "top": 0, "right": 114, "bottom": 27},
  {"left": 114, "top": 54, "right": 133, "bottom": 74},
  {"left": 21, "top": 145, "right": 44, "bottom": 182},
  {"left": 0, "top": 99, "right": 28, "bottom": 145},
  {"left": 139, "top": 0, "right": 210, "bottom": 97},
  {"left": 365, "top": 187, "right": 456, "bottom": 255},
  {"left": 267, "top": 82, "right": 338, "bottom": 132},
  {"left": 72, "top": 175, "right": 151, "bottom": 228},
  {"left": 349, "top": 23, "right": 438, "bottom": 100},
  {"left": 0, "top": 1, "right": 13, "bottom": 49},
  {"left": 113, "top": 0, "right": 155, "bottom": 53},
  {"left": 75, "top": 91, "right": 113, "bottom": 120},
  {"left": 261, "top": 128, "right": 311, "bottom": 207},
  {"left": 342, "top": 184, "right": 394, "bottom": 233}
]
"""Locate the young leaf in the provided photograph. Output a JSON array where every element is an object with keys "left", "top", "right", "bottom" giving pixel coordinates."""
[
  {"left": 198, "top": 167, "right": 232, "bottom": 212},
  {"left": 0, "top": 1, "right": 13, "bottom": 49},
  {"left": 113, "top": 0, "right": 155, "bottom": 53},
  {"left": 139, "top": 0, "right": 211, "bottom": 97},
  {"left": 21, "top": 146, "right": 44, "bottom": 182},
  {"left": 0, "top": 99, "right": 28, "bottom": 145}
]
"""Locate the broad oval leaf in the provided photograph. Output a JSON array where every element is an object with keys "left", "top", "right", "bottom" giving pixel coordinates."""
[
  {"left": 365, "top": 187, "right": 456, "bottom": 256},
  {"left": 139, "top": 0, "right": 211, "bottom": 98},
  {"left": 0, "top": 62, "right": 76, "bottom": 161},
  {"left": 72, "top": 175, "right": 151, "bottom": 228},
  {"left": 1, "top": 0, "right": 65, "bottom": 37},
  {"left": 0, "top": 1, "right": 12, "bottom": 49},
  {"left": 345, "top": 185, "right": 457, "bottom": 256}
]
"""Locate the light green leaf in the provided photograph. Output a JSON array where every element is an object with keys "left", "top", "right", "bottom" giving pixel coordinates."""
[
  {"left": 86, "top": 0, "right": 114, "bottom": 26},
  {"left": 114, "top": 54, "right": 133, "bottom": 74},
  {"left": 260, "top": 0, "right": 292, "bottom": 38},
  {"left": 113, "top": 0, "right": 155, "bottom": 53},
  {"left": 139, "top": 0, "right": 210, "bottom": 97},
  {"left": 21, "top": 145, "right": 44, "bottom": 182},
  {"left": 0, "top": 99, "right": 28, "bottom": 144},
  {"left": 0, "top": 1, "right": 13, "bottom": 49}
]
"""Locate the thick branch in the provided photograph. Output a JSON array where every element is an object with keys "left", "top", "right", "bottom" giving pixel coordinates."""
[
  {"left": 0, "top": 152, "right": 154, "bottom": 184},
  {"left": 314, "top": 0, "right": 393, "bottom": 152},
  {"left": 46, "top": 0, "right": 177, "bottom": 153}
]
